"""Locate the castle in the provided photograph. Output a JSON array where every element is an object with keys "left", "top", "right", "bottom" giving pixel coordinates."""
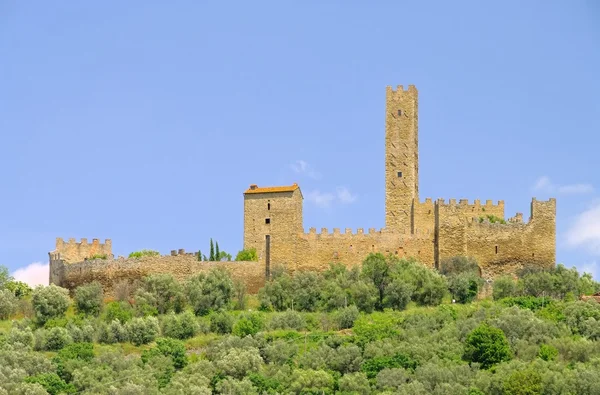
[
  {"left": 242, "top": 85, "right": 556, "bottom": 278},
  {"left": 49, "top": 85, "right": 556, "bottom": 294}
]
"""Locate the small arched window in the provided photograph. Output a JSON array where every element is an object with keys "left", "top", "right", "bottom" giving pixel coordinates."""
[{"left": 267, "top": 203, "right": 271, "bottom": 210}]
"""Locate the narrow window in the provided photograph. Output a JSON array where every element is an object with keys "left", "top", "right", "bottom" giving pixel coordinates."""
[
  {"left": 532, "top": 253, "right": 535, "bottom": 257},
  {"left": 265, "top": 218, "right": 270, "bottom": 224},
  {"left": 397, "top": 171, "right": 403, "bottom": 178},
  {"left": 267, "top": 203, "right": 271, "bottom": 210},
  {"left": 397, "top": 109, "right": 402, "bottom": 116},
  {"left": 495, "top": 246, "right": 498, "bottom": 254}
]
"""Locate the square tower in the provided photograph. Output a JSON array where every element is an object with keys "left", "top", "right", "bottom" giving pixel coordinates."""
[
  {"left": 243, "top": 183, "right": 304, "bottom": 263},
  {"left": 385, "top": 85, "right": 419, "bottom": 232}
]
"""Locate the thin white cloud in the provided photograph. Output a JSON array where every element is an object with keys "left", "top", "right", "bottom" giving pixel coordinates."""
[
  {"left": 305, "top": 186, "right": 357, "bottom": 208},
  {"left": 532, "top": 176, "right": 593, "bottom": 195},
  {"left": 12, "top": 262, "right": 49, "bottom": 287},
  {"left": 290, "top": 160, "right": 321, "bottom": 180},
  {"left": 305, "top": 190, "right": 336, "bottom": 208},
  {"left": 337, "top": 186, "right": 357, "bottom": 204},
  {"left": 565, "top": 201, "right": 600, "bottom": 255}
]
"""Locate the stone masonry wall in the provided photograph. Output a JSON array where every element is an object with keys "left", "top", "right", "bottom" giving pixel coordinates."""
[
  {"left": 244, "top": 189, "right": 303, "bottom": 267},
  {"left": 51, "top": 253, "right": 264, "bottom": 297},
  {"left": 55, "top": 238, "right": 113, "bottom": 263}
]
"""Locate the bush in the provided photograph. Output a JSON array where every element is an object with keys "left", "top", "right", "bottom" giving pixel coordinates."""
[
  {"left": 538, "top": 343, "right": 558, "bottom": 361},
  {"left": 128, "top": 249, "right": 160, "bottom": 258},
  {"left": 44, "top": 327, "right": 73, "bottom": 351},
  {"left": 74, "top": 281, "right": 104, "bottom": 316},
  {"left": 463, "top": 323, "right": 512, "bottom": 369},
  {"left": 269, "top": 310, "right": 306, "bottom": 331},
  {"left": 31, "top": 285, "right": 71, "bottom": 325},
  {"left": 336, "top": 305, "right": 360, "bottom": 329},
  {"left": 126, "top": 316, "right": 160, "bottom": 346},
  {"left": 142, "top": 337, "right": 188, "bottom": 370},
  {"left": 233, "top": 312, "right": 265, "bottom": 337},
  {"left": 103, "top": 301, "right": 134, "bottom": 323},
  {"left": 210, "top": 311, "right": 234, "bottom": 334},
  {"left": 448, "top": 273, "right": 482, "bottom": 304},
  {"left": 186, "top": 268, "right": 234, "bottom": 316},
  {"left": 134, "top": 274, "right": 185, "bottom": 315},
  {"left": 161, "top": 311, "right": 200, "bottom": 340},
  {"left": 493, "top": 275, "right": 519, "bottom": 299},
  {"left": 235, "top": 248, "right": 258, "bottom": 262},
  {"left": 0, "top": 288, "right": 18, "bottom": 319},
  {"left": 4, "top": 280, "right": 33, "bottom": 299},
  {"left": 24, "top": 373, "right": 76, "bottom": 395}
]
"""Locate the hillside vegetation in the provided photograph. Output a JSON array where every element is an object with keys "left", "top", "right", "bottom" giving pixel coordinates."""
[{"left": 1, "top": 255, "right": 599, "bottom": 394}]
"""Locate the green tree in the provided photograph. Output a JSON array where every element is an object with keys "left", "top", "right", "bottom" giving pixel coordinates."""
[
  {"left": 134, "top": 274, "right": 185, "bottom": 315},
  {"left": 186, "top": 267, "right": 233, "bottom": 315},
  {"left": 5, "top": 280, "right": 32, "bottom": 298},
  {"left": 503, "top": 368, "right": 543, "bottom": 395},
  {"left": 463, "top": 323, "right": 512, "bottom": 369},
  {"left": 235, "top": 248, "right": 258, "bottom": 262},
  {"left": 31, "top": 284, "right": 71, "bottom": 325},
  {"left": 74, "top": 281, "right": 104, "bottom": 316},
  {"left": 142, "top": 337, "right": 188, "bottom": 370},
  {"left": 448, "top": 273, "right": 482, "bottom": 303},
  {"left": 361, "top": 253, "right": 391, "bottom": 310},
  {"left": 25, "top": 373, "right": 76, "bottom": 394},
  {"left": 215, "top": 242, "right": 220, "bottom": 262},
  {"left": 0, "top": 288, "right": 18, "bottom": 319},
  {"left": 0, "top": 264, "right": 13, "bottom": 289},
  {"left": 210, "top": 239, "right": 215, "bottom": 261}
]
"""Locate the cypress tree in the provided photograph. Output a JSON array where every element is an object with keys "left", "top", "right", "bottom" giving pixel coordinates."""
[
  {"left": 215, "top": 242, "right": 220, "bottom": 262},
  {"left": 209, "top": 239, "right": 215, "bottom": 261},
  {"left": 198, "top": 250, "right": 202, "bottom": 261}
]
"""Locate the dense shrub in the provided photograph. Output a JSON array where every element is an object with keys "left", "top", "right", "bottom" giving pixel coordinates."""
[
  {"left": 74, "top": 281, "right": 104, "bottom": 316},
  {"left": 126, "top": 316, "right": 160, "bottom": 346},
  {"left": 233, "top": 312, "right": 265, "bottom": 337},
  {"left": 463, "top": 323, "right": 512, "bottom": 369},
  {"left": 336, "top": 305, "right": 360, "bottom": 329},
  {"left": 142, "top": 337, "right": 188, "bottom": 370},
  {"left": 128, "top": 249, "right": 160, "bottom": 258},
  {"left": 234, "top": 248, "right": 258, "bottom": 261},
  {"left": 186, "top": 268, "right": 233, "bottom": 316},
  {"left": 210, "top": 311, "right": 234, "bottom": 334},
  {"left": 31, "top": 285, "right": 71, "bottom": 325},
  {"left": 0, "top": 289, "right": 18, "bottom": 319},
  {"left": 134, "top": 274, "right": 186, "bottom": 316},
  {"left": 103, "top": 301, "right": 134, "bottom": 323},
  {"left": 161, "top": 311, "right": 199, "bottom": 340}
]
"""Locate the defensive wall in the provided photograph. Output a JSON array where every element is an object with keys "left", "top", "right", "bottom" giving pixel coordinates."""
[
  {"left": 245, "top": 196, "right": 555, "bottom": 281},
  {"left": 48, "top": 85, "right": 557, "bottom": 294},
  {"left": 49, "top": 245, "right": 264, "bottom": 297}
]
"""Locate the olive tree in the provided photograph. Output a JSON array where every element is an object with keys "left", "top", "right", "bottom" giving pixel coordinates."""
[{"left": 31, "top": 284, "right": 71, "bottom": 325}]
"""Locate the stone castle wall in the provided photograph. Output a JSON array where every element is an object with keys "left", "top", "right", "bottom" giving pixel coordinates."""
[
  {"left": 50, "top": 251, "right": 264, "bottom": 297},
  {"left": 260, "top": 198, "right": 554, "bottom": 280},
  {"left": 55, "top": 238, "right": 113, "bottom": 263}
]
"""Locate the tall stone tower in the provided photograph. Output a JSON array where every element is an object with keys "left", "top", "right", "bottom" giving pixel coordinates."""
[{"left": 385, "top": 85, "right": 419, "bottom": 233}]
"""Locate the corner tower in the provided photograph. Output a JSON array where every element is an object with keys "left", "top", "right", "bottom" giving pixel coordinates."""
[
  {"left": 385, "top": 85, "right": 419, "bottom": 232},
  {"left": 243, "top": 183, "right": 303, "bottom": 267}
]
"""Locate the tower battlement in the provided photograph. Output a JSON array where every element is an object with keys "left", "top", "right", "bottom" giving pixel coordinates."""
[{"left": 53, "top": 237, "right": 113, "bottom": 264}]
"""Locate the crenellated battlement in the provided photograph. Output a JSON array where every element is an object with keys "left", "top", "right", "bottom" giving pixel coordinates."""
[
  {"left": 386, "top": 84, "right": 418, "bottom": 95},
  {"left": 53, "top": 237, "right": 113, "bottom": 264},
  {"left": 434, "top": 198, "right": 504, "bottom": 208},
  {"left": 302, "top": 227, "right": 384, "bottom": 239}
]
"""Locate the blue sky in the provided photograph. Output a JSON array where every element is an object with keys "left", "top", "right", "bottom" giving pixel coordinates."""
[{"left": 1, "top": 1, "right": 599, "bottom": 284}]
